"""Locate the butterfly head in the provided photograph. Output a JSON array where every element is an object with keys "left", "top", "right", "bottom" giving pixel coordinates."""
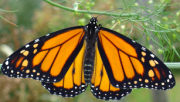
[
  {"left": 84, "top": 17, "right": 99, "bottom": 42},
  {"left": 88, "top": 17, "right": 100, "bottom": 29},
  {"left": 89, "top": 17, "right": 98, "bottom": 25}
]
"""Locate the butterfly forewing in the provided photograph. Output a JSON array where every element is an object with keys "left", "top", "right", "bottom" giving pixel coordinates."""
[
  {"left": 97, "top": 27, "right": 175, "bottom": 90},
  {"left": 1, "top": 26, "right": 85, "bottom": 83}
]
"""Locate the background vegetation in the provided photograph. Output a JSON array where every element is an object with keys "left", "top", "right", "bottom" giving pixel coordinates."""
[{"left": 0, "top": 0, "right": 179, "bottom": 102}]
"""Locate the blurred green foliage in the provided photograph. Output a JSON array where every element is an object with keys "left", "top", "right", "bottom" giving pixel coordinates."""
[{"left": 0, "top": 0, "right": 180, "bottom": 102}]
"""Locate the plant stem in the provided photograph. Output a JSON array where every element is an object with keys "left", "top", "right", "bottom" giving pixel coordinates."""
[{"left": 43, "top": 0, "right": 138, "bottom": 18}]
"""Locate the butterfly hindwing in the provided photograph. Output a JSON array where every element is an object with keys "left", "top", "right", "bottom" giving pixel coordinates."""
[
  {"left": 97, "top": 27, "right": 175, "bottom": 90},
  {"left": 90, "top": 44, "right": 132, "bottom": 100},
  {"left": 1, "top": 26, "right": 85, "bottom": 83},
  {"left": 42, "top": 42, "right": 87, "bottom": 97}
]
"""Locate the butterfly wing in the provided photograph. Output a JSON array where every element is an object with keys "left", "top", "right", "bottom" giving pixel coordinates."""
[
  {"left": 1, "top": 26, "right": 85, "bottom": 83},
  {"left": 42, "top": 42, "right": 87, "bottom": 97},
  {"left": 91, "top": 44, "right": 132, "bottom": 100},
  {"left": 97, "top": 27, "right": 175, "bottom": 90}
]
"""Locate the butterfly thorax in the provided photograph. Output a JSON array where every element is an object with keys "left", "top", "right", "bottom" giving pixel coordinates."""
[{"left": 83, "top": 17, "right": 100, "bottom": 84}]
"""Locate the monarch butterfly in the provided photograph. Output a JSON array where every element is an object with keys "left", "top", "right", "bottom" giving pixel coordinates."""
[{"left": 1, "top": 17, "right": 175, "bottom": 100}]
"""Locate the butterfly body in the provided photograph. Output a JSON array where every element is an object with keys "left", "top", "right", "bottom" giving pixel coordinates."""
[
  {"left": 1, "top": 17, "right": 175, "bottom": 100},
  {"left": 83, "top": 18, "right": 100, "bottom": 83}
]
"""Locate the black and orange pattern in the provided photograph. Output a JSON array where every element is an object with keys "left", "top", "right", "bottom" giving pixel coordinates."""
[
  {"left": 98, "top": 28, "right": 175, "bottom": 90},
  {"left": 1, "top": 27, "right": 85, "bottom": 83},
  {"left": 91, "top": 45, "right": 132, "bottom": 100},
  {"left": 42, "top": 42, "right": 86, "bottom": 97},
  {"left": 1, "top": 17, "right": 175, "bottom": 100}
]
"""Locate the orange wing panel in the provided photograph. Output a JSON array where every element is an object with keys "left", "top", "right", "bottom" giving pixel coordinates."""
[
  {"left": 15, "top": 57, "right": 24, "bottom": 68},
  {"left": 99, "top": 66, "right": 110, "bottom": 92},
  {"left": 33, "top": 50, "right": 48, "bottom": 67},
  {"left": 41, "top": 46, "right": 60, "bottom": 72},
  {"left": 119, "top": 51, "right": 135, "bottom": 79},
  {"left": 92, "top": 45, "right": 103, "bottom": 87},
  {"left": 41, "top": 29, "right": 83, "bottom": 50},
  {"left": 100, "top": 30, "right": 137, "bottom": 57},
  {"left": 50, "top": 32, "right": 83, "bottom": 77},
  {"left": 64, "top": 63, "right": 74, "bottom": 89},
  {"left": 130, "top": 57, "right": 144, "bottom": 75},
  {"left": 74, "top": 42, "right": 86, "bottom": 86},
  {"left": 53, "top": 79, "right": 64, "bottom": 87},
  {"left": 153, "top": 68, "right": 161, "bottom": 79},
  {"left": 92, "top": 45, "right": 121, "bottom": 91},
  {"left": 110, "top": 84, "right": 120, "bottom": 91},
  {"left": 100, "top": 34, "right": 124, "bottom": 82}
]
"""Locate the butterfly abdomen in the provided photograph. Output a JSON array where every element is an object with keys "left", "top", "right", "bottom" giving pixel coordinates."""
[{"left": 84, "top": 44, "right": 95, "bottom": 84}]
